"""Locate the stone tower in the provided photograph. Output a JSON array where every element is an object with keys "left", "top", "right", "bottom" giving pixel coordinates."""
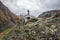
[
  {"left": 27, "top": 10, "right": 30, "bottom": 15},
  {"left": 27, "top": 10, "right": 30, "bottom": 19}
]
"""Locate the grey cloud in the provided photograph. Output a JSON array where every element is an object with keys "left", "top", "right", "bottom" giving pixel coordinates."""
[
  {"left": 0, "top": 0, "right": 60, "bottom": 17},
  {"left": 40, "top": 0, "right": 60, "bottom": 9}
]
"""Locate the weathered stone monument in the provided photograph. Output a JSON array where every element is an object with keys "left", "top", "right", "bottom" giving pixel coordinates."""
[{"left": 26, "top": 10, "right": 30, "bottom": 20}]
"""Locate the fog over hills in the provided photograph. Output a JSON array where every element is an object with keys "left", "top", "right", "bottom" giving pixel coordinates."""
[{"left": 0, "top": 0, "right": 60, "bottom": 17}]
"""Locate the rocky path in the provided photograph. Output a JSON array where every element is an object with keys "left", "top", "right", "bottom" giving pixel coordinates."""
[{"left": 0, "top": 24, "right": 17, "bottom": 40}]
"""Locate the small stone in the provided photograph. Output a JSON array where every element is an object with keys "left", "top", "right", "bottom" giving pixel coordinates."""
[{"left": 51, "top": 25, "right": 56, "bottom": 28}]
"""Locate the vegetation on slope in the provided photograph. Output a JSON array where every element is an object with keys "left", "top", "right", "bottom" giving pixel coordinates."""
[
  {"left": 0, "top": 1, "right": 20, "bottom": 40},
  {"left": 2, "top": 17, "right": 60, "bottom": 40},
  {"left": 0, "top": 1, "right": 19, "bottom": 33}
]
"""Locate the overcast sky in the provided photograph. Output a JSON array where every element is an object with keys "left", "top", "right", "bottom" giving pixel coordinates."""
[{"left": 0, "top": 0, "right": 60, "bottom": 17}]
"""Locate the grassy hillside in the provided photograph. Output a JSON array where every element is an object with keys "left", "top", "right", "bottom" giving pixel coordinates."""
[
  {"left": 1, "top": 1, "right": 60, "bottom": 40},
  {"left": 2, "top": 17, "right": 60, "bottom": 40},
  {"left": 0, "top": 1, "right": 20, "bottom": 40}
]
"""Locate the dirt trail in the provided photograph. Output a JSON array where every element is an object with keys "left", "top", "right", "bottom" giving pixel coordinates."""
[{"left": 0, "top": 24, "right": 17, "bottom": 40}]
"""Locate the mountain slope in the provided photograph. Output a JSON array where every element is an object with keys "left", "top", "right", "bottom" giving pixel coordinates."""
[
  {"left": 38, "top": 10, "right": 60, "bottom": 18},
  {"left": 2, "top": 10, "right": 60, "bottom": 40},
  {"left": 3, "top": 17, "right": 60, "bottom": 40},
  {"left": 0, "top": 1, "right": 19, "bottom": 32}
]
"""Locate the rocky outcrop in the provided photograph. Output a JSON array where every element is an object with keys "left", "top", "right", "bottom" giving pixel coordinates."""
[
  {"left": 38, "top": 10, "right": 60, "bottom": 18},
  {"left": 0, "top": 1, "right": 19, "bottom": 32}
]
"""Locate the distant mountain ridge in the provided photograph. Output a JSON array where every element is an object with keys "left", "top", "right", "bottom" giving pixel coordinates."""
[{"left": 38, "top": 10, "right": 60, "bottom": 18}]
